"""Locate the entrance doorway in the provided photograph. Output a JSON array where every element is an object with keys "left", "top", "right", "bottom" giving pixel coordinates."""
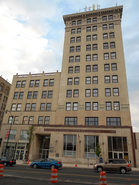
[{"left": 39, "top": 135, "right": 50, "bottom": 159}]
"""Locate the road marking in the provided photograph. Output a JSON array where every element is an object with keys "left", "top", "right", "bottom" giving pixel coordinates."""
[{"left": 4, "top": 169, "right": 139, "bottom": 181}]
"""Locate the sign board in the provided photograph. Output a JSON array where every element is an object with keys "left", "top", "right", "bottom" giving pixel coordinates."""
[
  {"left": 49, "top": 147, "right": 54, "bottom": 153},
  {"left": 6, "top": 131, "right": 10, "bottom": 139}
]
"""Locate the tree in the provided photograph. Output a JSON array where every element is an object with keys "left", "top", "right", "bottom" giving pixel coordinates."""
[
  {"left": 26, "top": 125, "right": 36, "bottom": 161},
  {"left": 95, "top": 143, "right": 101, "bottom": 158}
]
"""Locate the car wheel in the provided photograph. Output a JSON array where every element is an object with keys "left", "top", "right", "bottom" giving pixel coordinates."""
[
  {"left": 97, "top": 166, "right": 103, "bottom": 172},
  {"left": 51, "top": 165, "right": 55, "bottom": 170},
  {"left": 33, "top": 164, "right": 37, "bottom": 169},
  {"left": 120, "top": 168, "right": 126, "bottom": 174},
  {"left": 4, "top": 163, "right": 7, "bottom": 167}
]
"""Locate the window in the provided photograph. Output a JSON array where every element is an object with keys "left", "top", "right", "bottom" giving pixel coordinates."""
[
  {"left": 86, "top": 55, "right": 91, "bottom": 61},
  {"left": 93, "top": 17, "right": 97, "bottom": 22},
  {"left": 27, "top": 91, "right": 32, "bottom": 99},
  {"left": 76, "top": 37, "right": 81, "bottom": 42},
  {"left": 42, "top": 91, "right": 47, "bottom": 98},
  {"left": 49, "top": 79, "right": 54, "bottom": 86},
  {"left": 93, "top": 44, "right": 97, "bottom": 50},
  {"left": 33, "top": 91, "right": 38, "bottom": 99},
  {"left": 86, "top": 45, "right": 91, "bottom": 51},
  {"left": 17, "top": 104, "right": 21, "bottom": 111},
  {"left": 93, "top": 89, "right": 98, "bottom": 97},
  {"left": 25, "top": 103, "right": 30, "bottom": 111},
  {"left": 108, "top": 15, "right": 113, "bottom": 20},
  {"left": 29, "top": 116, "right": 34, "bottom": 124},
  {"left": 8, "top": 116, "right": 13, "bottom": 124},
  {"left": 20, "top": 131, "right": 28, "bottom": 140},
  {"left": 22, "top": 116, "right": 28, "bottom": 124},
  {"left": 86, "top": 35, "right": 91, "bottom": 41},
  {"left": 0, "top": 94, "right": 2, "bottom": 100},
  {"left": 45, "top": 116, "right": 50, "bottom": 124},
  {"left": 72, "top": 21, "right": 76, "bottom": 25},
  {"left": 69, "top": 56, "right": 74, "bottom": 63},
  {"left": 111, "top": 63, "right": 117, "bottom": 71},
  {"left": 113, "top": 88, "right": 119, "bottom": 96},
  {"left": 13, "top": 92, "right": 18, "bottom": 99},
  {"left": 38, "top": 116, "right": 43, "bottom": 124},
  {"left": 63, "top": 135, "right": 76, "bottom": 157},
  {"left": 5, "top": 130, "right": 16, "bottom": 140},
  {"left": 35, "top": 80, "right": 40, "bottom": 87},
  {"left": 77, "top": 28, "right": 81, "bottom": 33},
  {"left": 110, "top": 42, "right": 115, "bottom": 48},
  {"left": 44, "top": 79, "right": 48, "bottom": 86},
  {"left": 86, "top": 77, "right": 91, "bottom": 84},
  {"left": 102, "top": 16, "right": 107, "bottom": 21},
  {"left": 70, "top": 37, "right": 75, "bottom": 43},
  {"left": 0, "top": 85, "right": 3, "bottom": 91},
  {"left": 73, "top": 102, "right": 78, "bottom": 111},
  {"left": 46, "top": 103, "right": 51, "bottom": 111},
  {"left": 103, "top": 24, "right": 107, "bottom": 30},
  {"left": 65, "top": 117, "right": 77, "bottom": 125},
  {"left": 93, "top": 26, "right": 97, "bottom": 31},
  {"left": 19, "top": 92, "right": 24, "bottom": 99},
  {"left": 73, "top": 89, "right": 79, "bottom": 97},
  {"left": 93, "top": 76, "right": 98, "bottom": 84},
  {"left": 48, "top": 91, "right": 53, "bottom": 98},
  {"left": 105, "top": 76, "right": 110, "bottom": 83},
  {"left": 21, "top": 81, "right": 26, "bottom": 88},
  {"left": 93, "top": 65, "right": 98, "bottom": 72},
  {"left": 86, "top": 26, "right": 91, "bottom": 32},
  {"left": 68, "top": 67, "right": 73, "bottom": 73},
  {"left": 93, "top": 54, "right": 98, "bottom": 61},
  {"left": 77, "top": 20, "right": 82, "bottom": 25},
  {"left": 109, "top": 23, "right": 114, "bottom": 29},
  {"left": 103, "top": 33, "right": 108, "bottom": 39},
  {"left": 75, "top": 66, "right": 80, "bottom": 73},
  {"left": 107, "top": 118, "right": 121, "bottom": 126},
  {"left": 67, "top": 90, "right": 72, "bottom": 97},
  {"left": 16, "top": 81, "right": 21, "bottom": 88},
  {"left": 86, "top": 65, "right": 91, "bottom": 72},
  {"left": 93, "top": 34, "right": 97, "bottom": 40},
  {"left": 105, "top": 88, "right": 111, "bottom": 96},
  {"left": 87, "top": 18, "right": 91, "bottom": 23},
  {"left": 40, "top": 103, "right": 45, "bottom": 111},
  {"left": 5, "top": 88, "right": 9, "bottom": 95},
  {"left": 104, "top": 53, "right": 109, "bottom": 60},
  {"left": 11, "top": 104, "right": 16, "bottom": 111},
  {"left": 103, "top": 43, "right": 108, "bottom": 49},
  {"left": 14, "top": 116, "right": 19, "bottom": 124},
  {"left": 111, "top": 52, "right": 116, "bottom": 59},
  {"left": 93, "top": 102, "right": 98, "bottom": 110},
  {"left": 114, "top": 102, "right": 120, "bottom": 110},
  {"left": 85, "top": 102, "right": 91, "bottom": 110},
  {"left": 29, "top": 80, "right": 34, "bottom": 87},
  {"left": 71, "top": 29, "right": 75, "bottom": 34},
  {"left": 104, "top": 64, "right": 110, "bottom": 71},
  {"left": 31, "top": 103, "right": 36, "bottom": 111},
  {"left": 85, "top": 89, "right": 91, "bottom": 97},
  {"left": 112, "top": 75, "right": 118, "bottom": 83},
  {"left": 67, "top": 78, "right": 72, "bottom": 85},
  {"left": 76, "top": 46, "right": 80, "bottom": 52},
  {"left": 75, "top": 56, "right": 80, "bottom": 62},
  {"left": 109, "top": 32, "right": 115, "bottom": 38},
  {"left": 70, "top": 46, "right": 74, "bottom": 53},
  {"left": 106, "top": 102, "right": 112, "bottom": 110},
  {"left": 74, "top": 77, "right": 79, "bottom": 85},
  {"left": 66, "top": 103, "right": 71, "bottom": 111}
]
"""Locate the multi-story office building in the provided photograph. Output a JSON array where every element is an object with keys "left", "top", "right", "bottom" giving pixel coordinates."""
[{"left": 0, "top": 5, "right": 136, "bottom": 166}]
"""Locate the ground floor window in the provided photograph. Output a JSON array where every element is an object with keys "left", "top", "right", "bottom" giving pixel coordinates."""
[
  {"left": 63, "top": 135, "right": 76, "bottom": 157},
  {"left": 84, "top": 136, "right": 99, "bottom": 158}
]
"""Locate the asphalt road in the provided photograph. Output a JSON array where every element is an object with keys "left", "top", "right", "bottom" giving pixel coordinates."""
[{"left": 1, "top": 165, "right": 139, "bottom": 185}]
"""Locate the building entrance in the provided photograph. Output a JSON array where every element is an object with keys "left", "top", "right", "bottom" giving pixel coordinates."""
[{"left": 39, "top": 135, "right": 50, "bottom": 159}]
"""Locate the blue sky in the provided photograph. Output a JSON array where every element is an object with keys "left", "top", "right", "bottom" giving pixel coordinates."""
[{"left": 0, "top": 0, "right": 139, "bottom": 131}]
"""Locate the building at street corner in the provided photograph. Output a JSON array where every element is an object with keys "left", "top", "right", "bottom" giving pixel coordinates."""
[{"left": 0, "top": 5, "right": 137, "bottom": 167}]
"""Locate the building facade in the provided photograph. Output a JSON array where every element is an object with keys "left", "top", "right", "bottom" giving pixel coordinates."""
[{"left": 0, "top": 5, "right": 136, "bottom": 166}]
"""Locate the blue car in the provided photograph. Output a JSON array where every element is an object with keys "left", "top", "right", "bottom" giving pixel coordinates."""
[{"left": 30, "top": 158, "right": 62, "bottom": 170}]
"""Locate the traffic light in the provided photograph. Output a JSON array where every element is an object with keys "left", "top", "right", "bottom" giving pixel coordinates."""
[{"left": 0, "top": 138, "right": 2, "bottom": 147}]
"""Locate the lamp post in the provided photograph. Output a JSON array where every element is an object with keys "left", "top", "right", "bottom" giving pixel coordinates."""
[{"left": 4, "top": 110, "right": 13, "bottom": 157}]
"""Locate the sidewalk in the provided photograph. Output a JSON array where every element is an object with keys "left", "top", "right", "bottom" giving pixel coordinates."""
[{"left": 16, "top": 160, "right": 139, "bottom": 171}]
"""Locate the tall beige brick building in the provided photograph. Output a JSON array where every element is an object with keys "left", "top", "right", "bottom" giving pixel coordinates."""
[{"left": 0, "top": 5, "right": 136, "bottom": 166}]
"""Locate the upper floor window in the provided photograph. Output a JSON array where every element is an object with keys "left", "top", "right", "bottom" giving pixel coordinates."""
[
  {"left": 103, "top": 33, "right": 108, "bottom": 39},
  {"left": 107, "top": 117, "right": 121, "bottom": 126},
  {"left": 73, "top": 89, "right": 79, "bottom": 97},
  {"left": 109, "top": 32, "right": 115, "bottom": 38},
  {"left": 93, "top": 102, "right": 98, "bottom": 111},
  {"left": 105, "top": 88, "right": 111, "bottom": 96},
  {"left": 77, "top": 20, "right": 82, "bottom": 25},
  {"left": 105, "top": 76, "right": 110, "bottom": 83},
  {"left": 110, "top": 42, "right": 115, "bottom": 48},
  {"left": 35, "top": 80, "right": 40, "bottom": 87},
  {"left": 70, "top": 46, "right": 74, "bottom": 53},
  {"left": 86, "top": 26, "right": 91, "bottom": 32},
  {"left": 85, "top": 89, "right": 91, "bottom": 97},
  {"left": 44, "top": 79, "right": 48, "bottom": 86},
  {"left": 75, "top": 66, "right": 80, "bottom": 73},
  {"left": 31, "top": 103, "right": 36, "bottom": 111},
  {"left": 93, "top": 54, "right": 98, "bottom": 61},
  {"left": 108, "top": 15, "right": 113, "bottom": 20},
  {"left": 72, "top": 21, "right": 76, "bottom": 25},
  {"left": 46, "top": 103, "right": 51, "bottom": 111},
  {"left": 85, "top": 117, "right": 98, "bottom": 125},
  {"left": 67, "top": 78, "right": 72, "bottom": 85},
  {"left": 113, "top": 88, "right": 119, "bottom": 96},
  {"left": 22, "top": 116, "right": 28, "bottom": 124},
  {"left": 93, "top": 44, "right": 97, "bottom": 50},
  {"left": 67, "top": 90, "right": 72, "bottom": 98},
  {"left": 40, "top": 103, "right": 45, "bottom": 111},
  {"left": 86, "top": 45, "right": 91, "bottom": 51},
  {"left": 75, "top": 56, "right": 80, "bottom": 62},
  {"left": 45, "top": 116, "right": 50, "bottom": 124},
  {"left": 74, "top": 77, "right": 79, "bottom": 85},
  {"left": 76, "top": 37, "right": 81, "bottom": 42},
  {"left": 29, "top": 80, "right": 34, "bottom": 87},
  {"left": 93, "top": 34, "right": 97, "bottom": 40},
  {"left": 104, "top": 53, "right": 109, "bottom": 60},
  {"left": 66, "top": 102, "right": 71, "bottom": 111},
  {"left": 87, "top": 18, "right": 91, "bottom": 23},
  {"left": 93, "top": 26, "right": 97, "bottom": 31},
  {"left": 5, "top": 89, "right": 9, "bottom": 95},
  {"left": 11, "top": 104, "right": 16, "bottom": 111},
  {"left": 17, "top": 104, "right": 21, "bottom": 111},
  {"left": 42, "top": 91, "right": 47, "bottom": 98},
  {"left": 104, "top": 64, "right": 110, "bottom": 71},
  {"left": 16, "top": 81, "right": 21, "bottom": 88},
  {"left": 114, "top": 102, "right": 120, "bottom": 111},
  {"left": 20, "top": 130, "right": 28, "bottom": 140},
  {"left": 70, "top": 37, "right": 75, "bottom": 43},
  {"left": 102, "top": 16, "right": 107, "bottom": 21},
  {"left": 71, "top": 29, "right": 75, "bottom": 34},
  {"left": 73, "top": 102, "right": 78, "bottom": 111},
  {"left": 86, "top": 35, "right": 91, "bottom": 41},
  {"left": 21, "top": 81, "right": 26, "bottom": 88},
  {"left": 38, "top": 116, "right": 43, "bottom": 124},
  {"left": 109, "top": 23, "right": 114, "bottom": 29},
  {"left": 103, "top": 43, "right": 108, "bottom": 49},
  {"left": 29, "top": 116, "right": 34, "bottom": 124},
  {"left": 65, "top": 117, "right": 77, "bottom": 125},
  {"left": 86, "top": 55, "right": 91, "bottom": 61},
  {"left": 103, "top": 24, "right": 107, "bottom": 30},
  {"left": 8, "top": 116, "right": 13, "bottom": 124},
  {"left": 76, "top": 46, "right": 81, "bottom": 52},
  {"left": 27, "top": 91, "right": 32, "bottom": 99},
  {"left": 106, "top": 102, "right": 112, "bottom": 110},
  {"left": 86, "top": 65, "right": 91, "bottom": 72},
  {"left": 69, "top": 56, "right": 74, "bottom": 63},
  {"left": 112, "top": 75, "right": 118, "bottom": 83},
  {"left": 77, "top": 28, "right": 81, "bottom": 33},
  {"left": 68, "top": 67, "right": 73, "bottom": 74},
  {"left": 25, "top": 103, "right": 30, "bottom": 111},
  {"left": 85, "top": 102, "right": 91, "bottom": 110},
  {"left": 33, "top": 91, "right": 38, "bottom": 99},
  {"left": 93, "top": 76, "right": 98, "bottom": 84},
  {"left": 0, "top": 85, "right": 3, "bottom": 91},
  {"left": 93, "top": 65, "right": 98, "bottom": 72},
  {"left": 13, "top": 92, "right": 18, "bottom": 99},
  {"left": 93, "top": 89, "right": 98, "bottom": 97},
  {"left": 93, "top": 17, "right": 97, "bottom": 22},
  {"left": 111, "top": 63, "right": 117, "bottom": 71},
  {"left": 86, "top": 77, "right": 91, "bottom": 84},
  {"left": 49, "top": 79, "right": 54, "bottom": 86},
  {"left": 48, "top": 91, "right": 53, "bottom": 98}
]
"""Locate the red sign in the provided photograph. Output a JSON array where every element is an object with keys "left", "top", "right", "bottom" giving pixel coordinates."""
[{"left": 6, "top": 131, "right": 10, "bottom": 139}]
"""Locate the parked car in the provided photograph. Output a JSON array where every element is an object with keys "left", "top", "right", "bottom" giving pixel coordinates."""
[
  {"left": 94, "top": 159, "right": 131, "bottom": 174},
  {"left": 30, "top": 158, "right": 62, "bottom": 169},
  {"left": 0, "top": 156, "right": 16, "bottom": 167}
]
